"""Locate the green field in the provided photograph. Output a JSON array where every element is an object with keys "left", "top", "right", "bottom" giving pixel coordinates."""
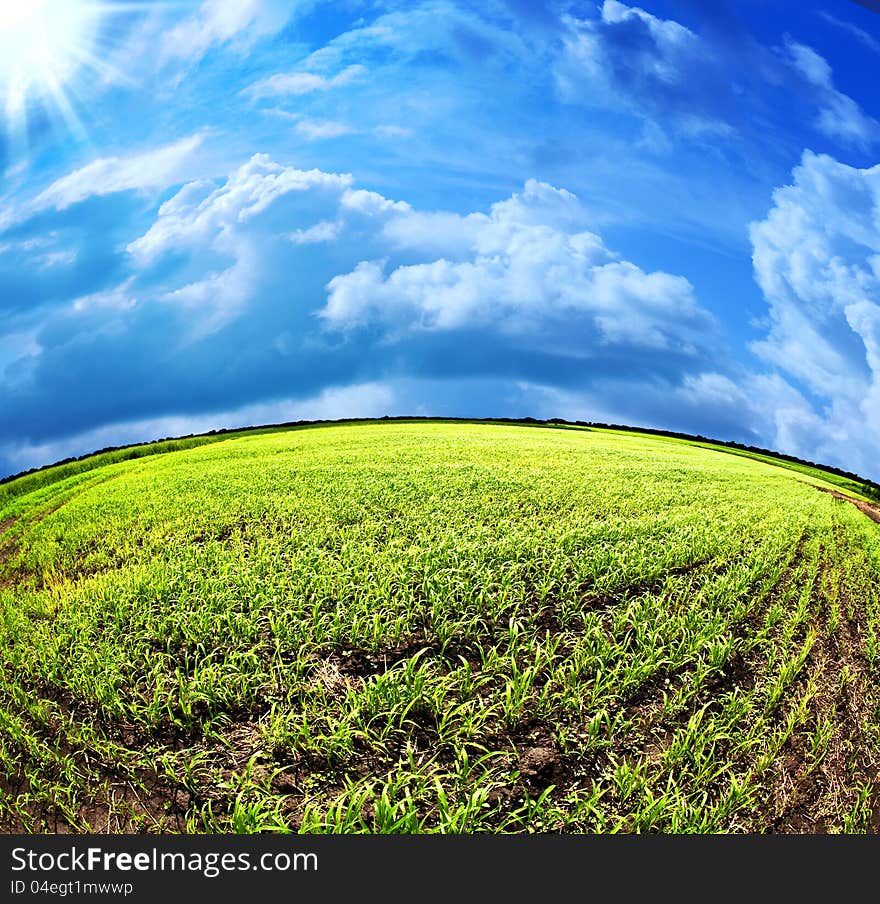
[{"left": 1, "top": 421, "right": 879, "bottom": 833}]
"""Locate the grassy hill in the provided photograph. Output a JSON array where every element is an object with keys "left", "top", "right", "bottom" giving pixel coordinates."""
[{"left": 1, "top": 421, "right": 878, "bottom": 833}]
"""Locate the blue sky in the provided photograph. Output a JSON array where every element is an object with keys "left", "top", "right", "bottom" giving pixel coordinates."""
[{"left": 1, "top": 0, "right": 880, "bottom": 480}]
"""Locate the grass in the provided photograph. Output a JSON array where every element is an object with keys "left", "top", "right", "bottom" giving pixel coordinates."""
[{"left": 0, "top": 421, "right": 878, "bottom": 834}]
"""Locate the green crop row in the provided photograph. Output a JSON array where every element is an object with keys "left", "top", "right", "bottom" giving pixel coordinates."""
[{"left": 1, "top": 423, "right": 878, "bottom": 833}]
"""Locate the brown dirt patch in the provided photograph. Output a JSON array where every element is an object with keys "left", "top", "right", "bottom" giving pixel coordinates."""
[
  {"left": 0, "top": 680, "right": 189, "bottom": 833},
  {"left": 0, "top": 516, "right": 19, "bottom": 555},
  {"left": 1, "top": 767, "right": 186, "bottom": 834},
  {"left": 0, "top": 517, "right": 21, "bottom": 588},
  {"left": 518, "top": 744, "right": 561, "bottom": 786},
  {"left": 754, "top": 536, "right": 880, "bottom": 833},
  {"left": 814, "top": 486, "right": 880, "bottom": 524}
]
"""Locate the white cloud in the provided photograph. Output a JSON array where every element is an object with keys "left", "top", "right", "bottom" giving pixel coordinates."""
[
  {"left": 161, "top": 0, "right": 301, "bottom": 64},
  {"left": 380, "top": 209, "right": 486, "bottom": 257},
  {"left": 302, "top": 2, "right": 529, "bottom": 72},
  {"left": 815, "top": 93, "right": 880, "bottom": 149},
  {"left": 32, "top": 135, "right": 206, "bottom": 213},
  {"left": 341, "top": 188, "right": 411, "bottom": 218},
  {"left": 15, "top": 147, "right": 856, "bottom": 480},
  {"left": 749, "top": 150, "right": 880, "bottom": 475},
  {"left": 785, "top": 41, "right": 833, "bottom": 88},
  {"left": 256, "top": 112, "right": 356, "bottom": 139},
  {"left": 247, "top": 64, "right": 366, "bottom": 98},
  {"left": 161, "top": 250, "right": 261, "bottom": 334},
  {"left": 124, "top": 155, "right": 352, "bottom": 333},
  {"left": 0, "top": 233, "right": 78, "bottom": 270},
  {"left": 120, "top": 158, "right": 715, "bottom": 357},
  {"left": 556, "top": 3, "right": 879, "bottom": 153},
  {"left": 127, "top": 154, "right": 352, "bottom": 266},
  {"left": 71, "top": 280, "right": 137, "bottom": 314},
  {"left": 295, "top": 119, "right": 354, "bottom": 141},
  {"left": 784, "top": 40, "right": 880, "bottom": 149},
  {"left": 555, "top": 2, "right": 703, "bottom": 114},
  {"left": 51, "top": 155, "right": 739, "bottom": 473},
  {"left": 107, "top": 158, "right": 720, "bottom": 415},
  {"left": 287, "top": 220, "right": 342, "bottom": 245},
  {"left": 600, "top": 0, "right": 693, "bottom": 45},
  {"left": 40, "top": 250, "right": 77, "bottom": 269},
  {"left": 818, "top": 11, "right": 880, "bottom": 57},
  {"left": 322, "top": 179, "right": 713, "bottom": 349}
]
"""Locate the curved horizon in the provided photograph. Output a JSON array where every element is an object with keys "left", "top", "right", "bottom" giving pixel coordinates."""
[
  {"left": 2, "top": 415, "right": 877, "bottom": 501},
  {"left": 1, "top": 2, "right": 879, "bottom": 481}
]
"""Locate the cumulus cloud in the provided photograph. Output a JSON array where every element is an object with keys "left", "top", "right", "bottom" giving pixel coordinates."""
[
  {"left": 128, "top": 155, "right": 352, "bottom": 265},
  {"left": 31, "top": 135, "right": 206, "bottom": 213},
  {"left": 123, "top": 156, "right": 877, "bottom": 477},
  {"left": 322, "top": 179, "right": 714, "bottom": 351},
  {"left": 287, "top": 221, "right": 341, "bottom": 245},
  {"left": 1, "top": 155, "right": 747, "bottom": 476},
  {"left": 71, "top": 280, "right": 137, "bottom": 314},
  {"left": 12, "top": 150, "right": 877, "bottom": 480},
  {"left": 749, "top": 150, "right": 880, "bottom": 476},
  {"left": 341, "top": 189, "right": 411, "bottom": 218},
  {"left": 124, "top": 154, "right": 352, "bottom": 331}
]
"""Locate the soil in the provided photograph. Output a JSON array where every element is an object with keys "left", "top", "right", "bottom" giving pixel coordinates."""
[
  {"left": 0, "top": 517, "right": 20, "bottom": 587},
  {"left": 813, "top": 486, "right": 880, "bottom": 524},
  {"left": 518, "top": 745, "right": 561, "bottom": 783},
  {"left": 755, "top": 529, "right": 879, "bottom": 833}
]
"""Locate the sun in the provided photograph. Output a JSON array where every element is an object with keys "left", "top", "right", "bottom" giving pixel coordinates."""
[
  {"left": 0, "top": 1, "right": 151, "bottom": 164},
  {"left": 0, "top": 0, "right": 98, "bottom": 110}
]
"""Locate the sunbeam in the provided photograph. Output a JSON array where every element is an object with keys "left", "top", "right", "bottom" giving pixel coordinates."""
[{"left": 0, "top": 0, "right": 155, "bottom": 167}]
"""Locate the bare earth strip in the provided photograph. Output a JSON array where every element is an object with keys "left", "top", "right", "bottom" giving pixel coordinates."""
[{"left": 814, "top": 486, "right": 880, "bottom": 524}]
